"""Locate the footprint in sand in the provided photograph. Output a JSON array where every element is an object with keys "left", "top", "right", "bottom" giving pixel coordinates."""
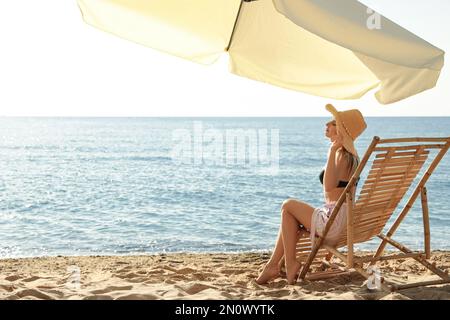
[
  {"left": 143, "top": 278, "right": 163, "bottom": 284},
  {"left": 192, "top": 272, "right": 214, "bottom": 281},
  {"left": 115, "top": 272, "right": 147, "bottom": 283},
  {"left": 175, "top": 283, "right": 218, "bottom": 295},
  {"left": 22, "top": 276, "right": 42, "bottom": 282},
  {"left": 135, "top": 270, "right": 148, "bottom": 275},
  {"left": 170, "top": 275, "right": 190, "bottom": 281},
  {"left": 161, "top": 265, "right": 178, "bottom": 273},
  {"left": 115, "top": 270, "right": 134, "bottom": 277},
  {"left": 147, "top": 270, "right": 162, "bottom": 275},
  {"left": 4, "top": 275, "right": 22, "bottom": 282},
  {"left": 82, "top": 295, "right": 114, "bottom": 300},
  {"left": 211, "top": 257, "right": 228, "bottom": 262},
  {"left": 115, "top": 293, "right": 159, "bottom": 300},
  {"left": 220, "top": 292, "right": 236, "bottom": 299},
  {"left": 90, "top": 285, "right": 133, "bottom": 295},
  {"left": 14, "top": 289, "right": 53, "bottom": 300},
  {"left": 167, "top": 260, "right": 183, "bottom": 264},
  {"left": 37, "top": 288, "right": 65, "bottom": 298},
  {"left": 163, "top": 279, "right": 176, "bottom": 284},
  {"left": 175, "top": 267, "right": 197, "bottom": 275},
  {"left": 234, "top": 280, "right": 249, "bottom": 287}
]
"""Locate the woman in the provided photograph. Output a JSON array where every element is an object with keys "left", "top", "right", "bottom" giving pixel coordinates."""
[{"left": 256, "top": 104, "right": 367, "bottom": 285}]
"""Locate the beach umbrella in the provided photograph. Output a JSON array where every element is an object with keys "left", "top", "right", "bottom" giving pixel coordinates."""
[{"left": 77, "top": 0, "right": 445, "bottom": 104}]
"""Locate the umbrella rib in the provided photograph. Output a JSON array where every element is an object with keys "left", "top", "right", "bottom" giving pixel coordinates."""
[{"left": 226, "top": 0, "right": 245, "bottom": 52}]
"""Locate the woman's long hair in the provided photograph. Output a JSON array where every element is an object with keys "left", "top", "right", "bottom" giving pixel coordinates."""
[{"left": 340, "top": 147, "right": 359, "bottom": 178}]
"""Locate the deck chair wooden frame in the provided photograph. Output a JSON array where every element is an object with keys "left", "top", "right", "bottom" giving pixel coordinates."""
[{"left": 297, "top": 136, "right": 450, "bottom": 292}]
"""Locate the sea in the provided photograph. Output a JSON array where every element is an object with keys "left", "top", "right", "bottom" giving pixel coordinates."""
[{"left": 0, "top": 117, "right": 449, "bottom": 258}]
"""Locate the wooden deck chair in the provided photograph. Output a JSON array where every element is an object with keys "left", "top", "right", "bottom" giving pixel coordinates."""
[{"left": 296, "top": 136, "right": 450, "bottom": 291}]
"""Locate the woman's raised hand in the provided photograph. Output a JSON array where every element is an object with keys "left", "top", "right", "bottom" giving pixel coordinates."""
[{"left": 330, "top": 133, "right": 344, "bottom": 152}]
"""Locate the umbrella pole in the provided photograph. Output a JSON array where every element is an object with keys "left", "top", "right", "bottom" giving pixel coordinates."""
[{"left": 226, "top": 0, "right": 245, "bottom": 51}]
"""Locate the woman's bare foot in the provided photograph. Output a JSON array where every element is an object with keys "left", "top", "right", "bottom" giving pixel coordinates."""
[
  {"left": 256, "top": 263, "right": 280, "bottom": 285},
  {"left": 285, "top": 260, "right": 302, "bottom": 285},
  {"left": 278, "top": 259, "right": 286, "bottom": 277}
]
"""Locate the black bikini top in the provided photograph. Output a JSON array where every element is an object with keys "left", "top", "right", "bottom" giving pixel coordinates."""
[{"left": 319, "top": 169, "right": 350, "bottom": 188}]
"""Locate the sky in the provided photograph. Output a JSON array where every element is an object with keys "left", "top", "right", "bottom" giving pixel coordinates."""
[{"left": 0, "top": 0, "right": 449, "bottom": 117}]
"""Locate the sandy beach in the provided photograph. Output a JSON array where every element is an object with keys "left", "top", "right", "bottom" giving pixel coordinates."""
[{"left": 1, "top": 251, "right": 449, "bottom": 300}]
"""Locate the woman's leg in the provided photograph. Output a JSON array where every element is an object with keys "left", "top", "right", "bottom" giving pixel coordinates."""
[
  {"left": 256, "top": 198, "right": 314, "bottom": 284},
  {"left": 255, "top": 225, "right": 285, "bottom": 284},
  {"left": 281, "top": 199, "right": 314, "bottom": 284}
]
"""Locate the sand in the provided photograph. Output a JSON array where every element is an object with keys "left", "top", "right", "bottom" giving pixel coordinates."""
[{"left": 1, "top": 251, "right": 449, "bottom": 300}]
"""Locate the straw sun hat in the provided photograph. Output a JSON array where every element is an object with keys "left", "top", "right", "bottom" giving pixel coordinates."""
[{"left": 325, "top": 104, "right": 367, "bottom": 158}]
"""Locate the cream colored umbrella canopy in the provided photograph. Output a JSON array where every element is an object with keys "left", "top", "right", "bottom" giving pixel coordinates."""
[{"left": 77, "top": 0, "right": 445, "bottom": 104}]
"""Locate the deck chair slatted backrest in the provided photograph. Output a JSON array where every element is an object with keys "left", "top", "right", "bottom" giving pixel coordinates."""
[
  {"left": 296, "top": 136, "right": 450, "bottom": 291},
  {"left": 334, "top": 144, "right": 430, "bottom": 248}
]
